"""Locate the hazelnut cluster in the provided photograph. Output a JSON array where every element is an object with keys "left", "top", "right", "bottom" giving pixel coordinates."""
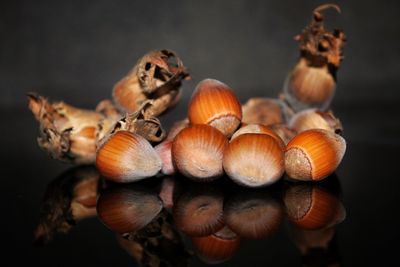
[{"left": 29, "top": 4, "right": 346, "bottom": 187}]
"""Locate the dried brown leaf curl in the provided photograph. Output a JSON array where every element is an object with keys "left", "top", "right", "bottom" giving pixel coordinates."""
[
  {"left": 98, "top": 101, "right": 166, "bottom": 149},
  {"left": 294, "top": 3, "right": 346, "bottom": 70},
  {"left": 27, "top": 93, "right": 105, "bottom": 164},
  {"left": 113, "top": 49, "right": 190, "bottom": 117}
]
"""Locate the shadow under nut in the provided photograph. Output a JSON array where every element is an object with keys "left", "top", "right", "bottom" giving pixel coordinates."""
[{"left": 188, "top": 79, "right": 242, "bottom": 137}]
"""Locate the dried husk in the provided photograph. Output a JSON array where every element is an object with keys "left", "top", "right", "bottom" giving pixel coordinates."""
[
  {"left": 296, "top": 4, "right": 345, "bottom": 69},
  {"left": 28, "top": 93, "right": 166, "bottom": 165},
  {"left": 282, "top": 4, "right": 346, "bottom": 112},
  {"left": 113, "top": 49, "right": 190, "bottom": 117},
  {"left": 95, "top": 99, "right": 123, "bottom": 143},
  {"left": 28, "top": 93, "right": 106, "bottom": 164},
  {"left": 97, "top": 101, "right": 166, "bottom": 148}
]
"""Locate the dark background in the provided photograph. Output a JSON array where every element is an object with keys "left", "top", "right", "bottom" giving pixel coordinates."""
[
  {"left": 2, "top": 0, "right": 400, "bottom": 110},
  {"left": 2, "top": 0, "right": 400, "bottom": 266}
]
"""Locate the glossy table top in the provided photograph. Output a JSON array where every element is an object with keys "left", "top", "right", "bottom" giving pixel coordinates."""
[{"left": 3, "top": 102, "right": 400, "bottom": 266}]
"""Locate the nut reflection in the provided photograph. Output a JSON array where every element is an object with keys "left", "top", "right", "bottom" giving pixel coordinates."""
[
  {"left": 285, "top": 175, "right": 345, "bottom": 267},
  {"left": 223, "top": 187, "right": 284, "bottom": 239},
  {"left": 173, "top": 181, "right": 225, "bottom": 237},
  {"left": 34, "top": 170, "right": 347, "bottom": 266},
  {"left": 97, "top": 178, "right": 192, "bottom": 267},
  {"left": 96, "top": 184, "right": 163, "bottom": 235},
  {"left": 191, "top": 225, "right": 241, "bottom": 264},
  {"left": 283, "top": 175, "right": 346, "bottom": 230}
]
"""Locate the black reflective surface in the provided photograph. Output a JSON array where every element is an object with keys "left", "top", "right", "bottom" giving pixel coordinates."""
[
  {"left": 30, "top": 165, "right": 346, "bottom": 267},
  {"left": 3, "top": 102, "right": 400, "bottom": 266}
]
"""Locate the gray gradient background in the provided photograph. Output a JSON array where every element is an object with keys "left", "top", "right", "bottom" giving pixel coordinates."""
[{"left": 2, "top": 0, "right": 399, "bottom": 110}]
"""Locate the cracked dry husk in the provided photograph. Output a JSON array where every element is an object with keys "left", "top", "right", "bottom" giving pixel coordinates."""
[
  {"left": 95, "top": 99, "right": 123, "bottom": 145},
  {"left": 295, "top": 4, "right": 345, "bottom": 70},
  {"left": 113, "top": 49, "right": 190, "bottom": 117},
  {"left": 33, "top": 166, "right": 100, "bottom": 245},
  {"left": 281, "top": 4, "right": 345, "bottom": 112},
  {"left": 117, "top": 210, "right": 192, "bottom": 267},
  {"left": 28, "top": 93, "right": 110, "bottom": 164},
  {"left": 97, "top": 101, "right": 166, "bottom": 149},
  {"left": 28, "top": 94, "right": 166, "bottom": 164}
]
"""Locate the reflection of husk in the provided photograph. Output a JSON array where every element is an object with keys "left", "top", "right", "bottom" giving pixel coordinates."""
[
  {"left": 28, "top": 93, "right": 108, "bottom": 164},
  {"left": 113, "top": 49, "right": 190, "bottom": 117},
  {"left": 33, "top": 166, "right": 100, "bottom": 245},
  {"left": 117, "top": 210, "right": 192, "bottom": 267},
  {"left": 289, "top": 225, "right": 336, "bottom": 254},
  {"left": 288, "top": 225, "right": 342, "bottom": 266}
]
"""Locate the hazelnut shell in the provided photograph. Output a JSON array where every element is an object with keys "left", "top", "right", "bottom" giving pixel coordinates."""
[
  {"left": 285, "top": 129, "right": 346, "bottom": 181},
  {"left": 188, "top": 79, "right": 242, "bottom": 137},
  {"left": 172, "top": 124, "right": 228, "bottom": 180},
  {"left": 223, "top": 134, "right": 285, "bottom": 187},
  {"left": 96, "top": 131, "right": 162, "bottom": 182}
]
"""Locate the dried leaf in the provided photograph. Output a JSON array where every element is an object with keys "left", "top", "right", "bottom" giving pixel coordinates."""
[
  {"left": 27, "top": 93, "right": 103, "bottom": 164},
  {"left": 295, "top": 4, "right": 345, "bottom": 69},
  {"left": 99, "top": 101, "right": 166, "bottom": 147},
  {"left": 113, "top": 50, "right": 190, "bottom": 116}
]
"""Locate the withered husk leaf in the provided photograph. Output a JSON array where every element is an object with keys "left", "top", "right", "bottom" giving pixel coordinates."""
[
  {"left": 95, "top": 99, "right": 123, "bottom": 145},
  {"left": 28, "top": 93, "right": 104, "bottom": 164},
  {"left": 113, "top": 49, "right": 190, "bottom": 117},
  {"left": 98, "top": 101, "right": 166, "bottom": 147},
  {"left": 295, "top": 4, "right": 345, "bottom": 70},
  {"left": 33, "top": 166, "right": 100, "bottom": 245}
]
